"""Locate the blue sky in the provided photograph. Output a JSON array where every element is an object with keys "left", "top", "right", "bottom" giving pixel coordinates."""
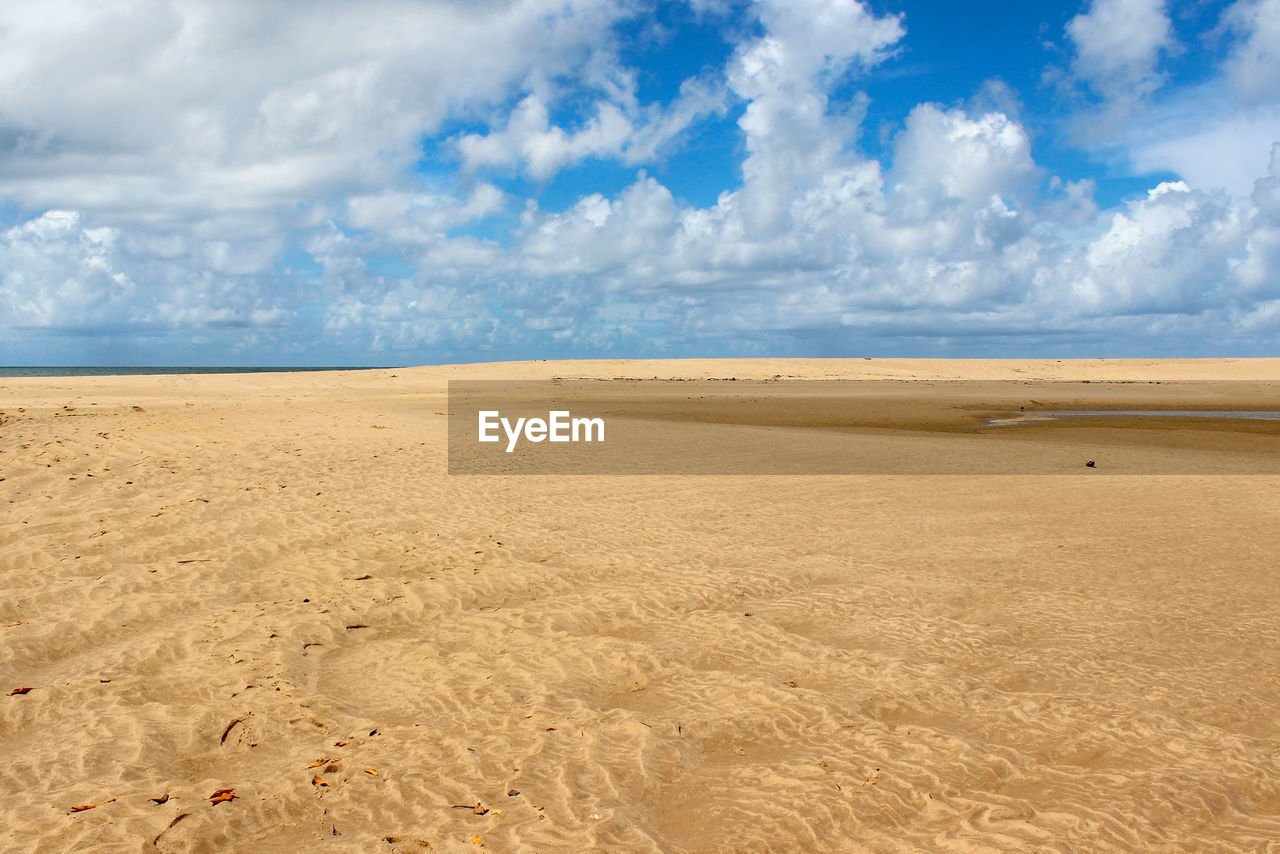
[{"left": 1, "top": 0, "right": 1278, "bottom": 365}]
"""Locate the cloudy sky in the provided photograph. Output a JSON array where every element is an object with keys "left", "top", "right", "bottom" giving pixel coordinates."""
[{"left": 2, "top": 0, "right": 1278, "bottom": 365}]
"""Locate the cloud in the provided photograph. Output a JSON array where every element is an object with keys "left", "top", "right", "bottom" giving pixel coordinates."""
[
  {"left": 892, "top": 106, "right": 1035, "bottom": 208},
  {"left": 456, "top": 77, "right": 727, "bottom": 179},
  {"left": 1237, "top": 143, "right": 1280, "bottom": 296},
  {"left": 1223, "top": 0, "right": 1280, "bottom": 104},
  {"left": 1128, "top": 105, "right": 1280, "bottom": 196},
  {"left": 344, "top": 184, "right": 507, "bottom": 241},
  {"left": 1062, "top": 181, "right": 1246, "bottom": 314},
  {"left": 458, "top": 96, "right": 634, "bottom": 179},
  {"left": 1063, "top": 0, "right": 1280, "bottom": 198},
  {"left": 1066, "top": 0, "right": 1173, "bottom": 107},
  {"left": 0, "top": 0, "right": 640, "bottom": 219},
  {"left": 0, "top": 212, "right": 135, "bottom": 329},
  {"left": 751, "top": 0, "right": 904, "bottom": 75},
  {"left": 469, "top": 78, "right": 1270, "bottom": 352},
  {"left": 0, "top": 210, "right": 291, "bottom": 334}
]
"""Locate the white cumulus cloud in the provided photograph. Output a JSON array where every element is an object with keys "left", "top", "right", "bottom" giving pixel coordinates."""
[{"left": 1066, "top": 0, "right": 1173, "bottom": 108}]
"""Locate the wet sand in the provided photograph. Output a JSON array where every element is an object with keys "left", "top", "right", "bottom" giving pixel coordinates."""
[{"left": 2, "top": 359, "right": 1280, "bottom": 852}]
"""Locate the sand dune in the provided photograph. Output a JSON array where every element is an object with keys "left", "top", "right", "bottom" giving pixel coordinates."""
[{"left": 2, "top": 359, "right": 1280, "bottom": 852}]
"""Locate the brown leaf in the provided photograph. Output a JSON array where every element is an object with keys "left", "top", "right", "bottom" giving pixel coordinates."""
[
  {"left": 208, "top": 788, "right": 237, "bottom": 805},
  {"left": 306, "top": 758, "right": 328, "bottom": 769},
  {"left": 149, "top": 794, "right": 170, "bottom": 805},
  {"left": 9, "top": 687, "right": 33, "bottom": 695},
  {"left": 69, "top": 798, "right": 116, "bottom": 813},
  {"left": 472, "top": 804, "right": 489, "bottom": 815},
  {"left": 311, "top": 775, "right": 328, "bottom": 787},
  {"left": 363, "top": 769, "right": 378, "bottom": 776}
]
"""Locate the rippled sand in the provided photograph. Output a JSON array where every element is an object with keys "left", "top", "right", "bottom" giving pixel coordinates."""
[{"left": 2, "top": 359, "right": 1280, "bottom": 852}]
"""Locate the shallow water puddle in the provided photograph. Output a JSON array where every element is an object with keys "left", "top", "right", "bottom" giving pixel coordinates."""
[{"left": 982, "top": 410, "right": 1280, "bottom": 427}]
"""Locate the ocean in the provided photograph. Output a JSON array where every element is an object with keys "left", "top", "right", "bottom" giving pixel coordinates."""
[{"left": 0, "top": 366, "right": 389, "bottom": 377}]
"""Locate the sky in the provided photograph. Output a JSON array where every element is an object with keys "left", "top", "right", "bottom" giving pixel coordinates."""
[{"left": 1, "top": 0, "right": 1278, "bottom": 365}]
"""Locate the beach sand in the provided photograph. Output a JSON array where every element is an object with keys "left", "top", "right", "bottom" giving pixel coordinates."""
[{"left": 2, "top": 359, "right": 1280, "bottom": 852}]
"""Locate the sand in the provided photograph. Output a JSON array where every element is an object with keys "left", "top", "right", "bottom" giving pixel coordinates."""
[{"left": 2, "top": 358, "right": 1279, "bottom": 852}]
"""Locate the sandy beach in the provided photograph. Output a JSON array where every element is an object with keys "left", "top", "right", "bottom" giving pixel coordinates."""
[{"left": 3, "top": 358, "right": 1280, "bottom": 852}]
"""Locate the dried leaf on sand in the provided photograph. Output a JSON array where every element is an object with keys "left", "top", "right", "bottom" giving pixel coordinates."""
[{"left": 69, "top": 798, "right": 116, "bottom": 813}]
